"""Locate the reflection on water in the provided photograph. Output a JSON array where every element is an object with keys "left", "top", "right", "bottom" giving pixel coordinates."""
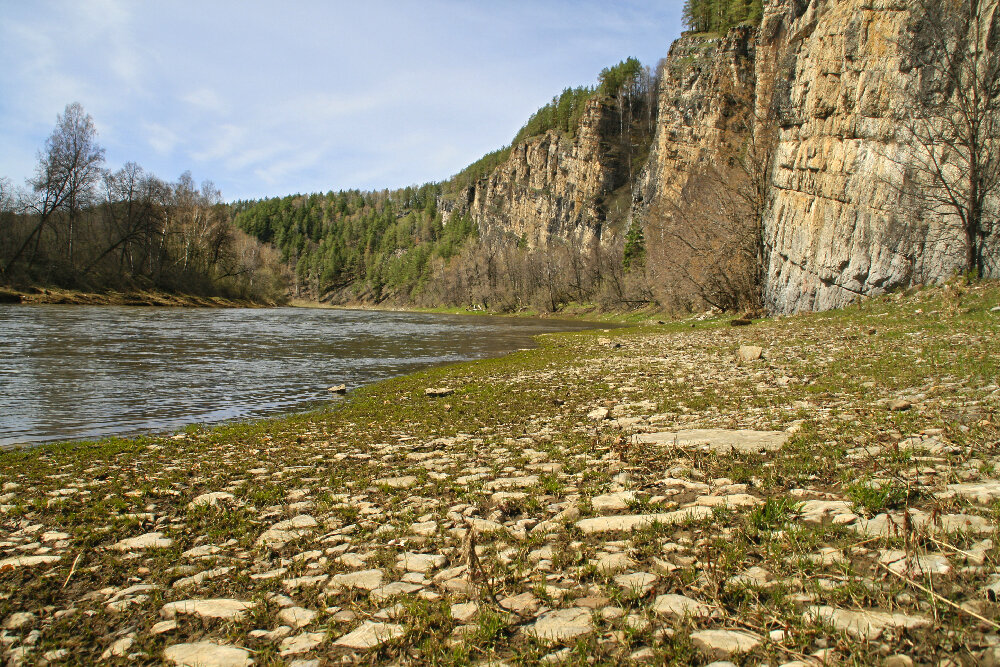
[{"left": 0, "top": 305, "right": 600, "bottom": 447}]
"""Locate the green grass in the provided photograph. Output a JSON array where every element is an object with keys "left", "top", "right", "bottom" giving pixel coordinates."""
[{"left": 1, "top": 280, "right": 1000, "bottom": 664}]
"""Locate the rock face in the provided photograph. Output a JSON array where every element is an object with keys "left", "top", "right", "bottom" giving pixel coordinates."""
[
  {"left": 757, "top": 0, "right": 999, "bottom": 312},
  {"left": 442, "top": 96, "right": 634, "bottom": 250},
  {"left": 430, "top": 0, "right": 999, "bottom": 313},
  {"left": 630, "top": 26, "right": 760, "bottom": 304},
  {"left": 627, "top": 0, "right": 996, "bottom": 314}
]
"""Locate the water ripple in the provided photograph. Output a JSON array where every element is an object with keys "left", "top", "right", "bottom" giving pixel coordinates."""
[{"left": 0, "top": 305, "right": 600, "bottom": 447}]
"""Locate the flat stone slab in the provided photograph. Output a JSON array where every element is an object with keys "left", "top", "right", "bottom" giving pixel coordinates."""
[
  {"left": 727, "top": 566, "right": 774, "bottom": 588},
  {"left": 591, "top": 552, "right": 635, "bottom": 574},
  {"left": 805, "top": 605, "right": 930, "bottom": 640},
  {"left": 257, "top": 516, "right": 317, "bottom": 548},
  {"left": 173, "top": 566, "right": 233, "bottom": 589},
  {"left": 615, "top": 572, "right": 658, "bottom": 595},
  {"left": 271, "top": 515, "right": 318, "bottom": 531},
  {"left": 690, "top": 629, "right": 760, "bottom": 659},
  {"left": 636, "top": 429, "right": 790, "bottom": 454},
  {"left": 694, "top": 493, "right": 762, "bottom": 508},
  {"left": 397, "top": 552, "right": 446, "bottom": 573},
  {"left": 879, "top": 550, "right": 951, "bottom": 577},
  {"left": 575, "top": 506, "right": 713, "bottom": 534},
  {"left": 466, "top": 517, "right": 506, "bottom": 534},
  {"left": 161, "top": 599, "right": 254, "bottom": 621},
  {"left": 528, "top": 608, "right": 594, "bottom": 641},
  {"left": 188, "top": 492, "right": 236, "bottom": 509},
  {"left": 279, "top": 606, "right": 318, "bottom": 629},
  {"left": 334, "top": 621, "right": 405, "bottom": 649},
  {"left": 3, "top": 612, "right": 36, "bottom": 630},
  {"left": 939, "top": 480, "right": 1000, "bottom": 504},
  {"left": 0, "top": 555, "right": 61, "bottom": 570},
  {"left": 328, "top": 568, "right": 384, "bottom": 591},
  {"left": 164, "top": 642, "right": 253, "bottom": 667},
  {"left": 375, "top": 476, "right": 418, "bottom": 489},
  {"left": 283, "top": 574, "right": 329, "bottom": 592},
  {"left": 853, "top": 510, "right": 992, "bottom": 537},
  {"left": 112, "top": 532, "right": 174, "bottom": 551},
  {"left": 591, "top": 491, "right": 636, "bottom": 512},
  {"left": 410, "top": 520, "right": 438, "bottom": 536},
  {"left": 499, "top": 592, "right": 540, "bottom": 614},
  {"left": 484, "top": 475, "right": 538, "bottom": 490},
  {"left": 797, "top": 500, "right": 854, "bottom": 523},
  {"left": 450, "top": 601, "right": 479, "bottom": 623},
  {"left": 279, "top": 631, "right": 325, "bottom": 656},
  {"left": 652, "top": 593, "right": 712, "bottom": 618},
  {"left": 370, "top": 581, "right": 423, "bottom": 603}
]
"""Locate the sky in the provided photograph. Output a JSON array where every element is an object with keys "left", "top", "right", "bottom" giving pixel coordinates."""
[{"left": 0, "top": 1, "right": 684, "bottom": 202}]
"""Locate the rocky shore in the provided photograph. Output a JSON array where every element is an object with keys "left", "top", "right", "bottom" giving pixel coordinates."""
[{"left": 1, "top": 283, "right": 999, "bottom": 665}]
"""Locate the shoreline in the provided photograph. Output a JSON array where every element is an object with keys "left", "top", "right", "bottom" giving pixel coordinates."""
[
  {"left": 1, "top": 286, "right": 666, "bottom": 323},
  {"left": 0, "top": 286, "right": 282, "bottom": 308},
  {"left": 0, "top": 312, "right": 611, "bottom": 452},
  {"left": 288, "top": 297, "right": 671, "bottom": 325},
  {"left": 1, "top": 282, "right": 998, "bottom": 664}
]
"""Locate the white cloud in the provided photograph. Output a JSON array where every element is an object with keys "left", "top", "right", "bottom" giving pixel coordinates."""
[
  {"left": 0, "top": 1, "right": 684, "bottom": 200},
  {"left": 190, "top": 124, "right": 248, "bottom": 163},
  {"left": 144, "top": 122, "right": 179, "bottom": 155},
  {"left": 182, "top": 88, "right": 228, "bottom": 113}
]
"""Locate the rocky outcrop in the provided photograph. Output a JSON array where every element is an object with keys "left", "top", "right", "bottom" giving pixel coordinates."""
[
  {"left": 756, "top": 0, "right": 996, "bottom": 313},
  {"left": 447, "top": 0, "right": 998, "bottom": 313},
  {"left": 629, "top": 0, "right": 1000, "bottom": 313},
  {"left": 633, "top": 27, "right": 757, "bottom": 220},
  {"left": 443, "top": 97, "right": 635, "bottom": 249}
]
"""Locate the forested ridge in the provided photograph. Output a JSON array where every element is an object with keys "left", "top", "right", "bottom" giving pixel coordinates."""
[
  {"left": 231, "top": 185, "right": 475, "bottom": 303},
  {"left": 0, "top": 104, "right": 288, "bottom": 302},
  {"left": 448, "top": 58, "right": 647, "bottom": 191},
  {"left": 233, "top": 57, "right": 659, "bottom": 310}
]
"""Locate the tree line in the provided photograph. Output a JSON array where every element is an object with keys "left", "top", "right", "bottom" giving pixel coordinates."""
[
  {"left": 231, "top": 184, "right": 477, "bottom": 302},
  {"left": 449, "top": 58, "right": 656, "bottom": 193},
  {"left": 0, "top": 104, "right": 288, "bottom": 301},
  {"left": 682, "top": 0, "right": 764, "bottom": 34}
]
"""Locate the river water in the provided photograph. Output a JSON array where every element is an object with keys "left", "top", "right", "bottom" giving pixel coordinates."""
[{"left": 0, "top": 305, "right": 601, "bottom": 447}]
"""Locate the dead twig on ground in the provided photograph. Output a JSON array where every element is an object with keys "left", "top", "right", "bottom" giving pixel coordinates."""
[{"left": 877, "top": 561, "right": 1000, "bottom": 630}]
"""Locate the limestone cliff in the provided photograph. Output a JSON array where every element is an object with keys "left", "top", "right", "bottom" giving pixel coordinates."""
[
  {"left": 756, "top": 0, "right": 998, "bottom": 313},
  {"left": 442, "top": 96, "right": 644, "bottom": 249},
  {"left": 629, "top": 0, "right": 998, "bottom": 313},
  {"left": 445, "top": 0, "right": 998, "bottom": 313},
  {"left": 633, "top": 27, "right": 756, "bottom": 218}
]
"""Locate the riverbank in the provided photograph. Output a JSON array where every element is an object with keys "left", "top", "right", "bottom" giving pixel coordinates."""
[
  {"left": 1, "top": 282, "right": 999, "bottom": 665},
  {"left": 0, "top": 286, "right": 284, "bottom": 308},
  {"left": 288, "top": 297, "right": 670, "bottom": 325}
]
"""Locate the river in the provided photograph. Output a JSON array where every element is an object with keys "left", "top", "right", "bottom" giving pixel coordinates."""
[{"left": 0, "top": 305, "right": 602, "bottom": 447}]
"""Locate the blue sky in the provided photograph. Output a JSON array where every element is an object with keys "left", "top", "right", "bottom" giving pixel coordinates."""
[{"left": 0, "top": 1, "right": 684, "bottom": 201}]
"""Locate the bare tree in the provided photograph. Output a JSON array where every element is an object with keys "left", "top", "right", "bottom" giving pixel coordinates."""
[
  {"left": 644, "top": 80, "right": 775, "bottom": 313},
  {"left": 89, "top": 163, "right": 168, "bottom": 279},
  {"left": 899, "top": 0, "right": 1000, "bottom": 277},
  {"left": 2, "top": 103, "right": 105, "bottom": 276}
]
